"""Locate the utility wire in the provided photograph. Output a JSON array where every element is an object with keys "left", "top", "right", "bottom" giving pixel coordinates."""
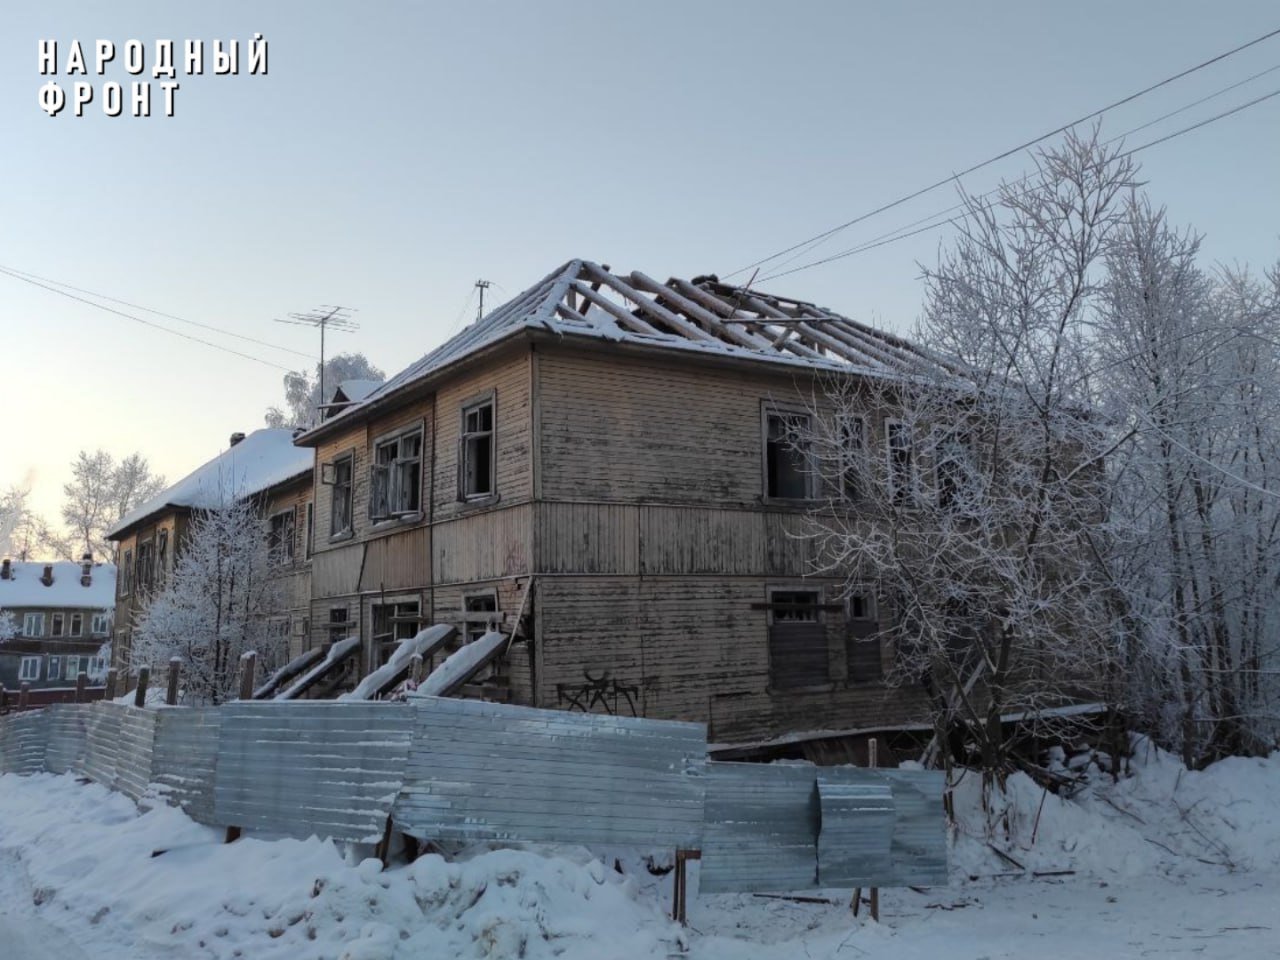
[
  {"left": 0, "top": 263, "right": 314, "bottom": 360},
  {"left": 758, "top": 85, "right": 1280, "bottom": 283},
  {"left": 727, "top": 24, "right": 1280, "bottom": 279},
  {"left": 0, "top": 265, "right": 296, "bottom": 372}
]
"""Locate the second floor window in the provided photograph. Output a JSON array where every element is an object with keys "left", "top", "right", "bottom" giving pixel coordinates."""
[
  {"left": 23, "top": 612, "right": 44, "bottom": 637},
  {"left": 765, "top": 410, "right": 814, "bottom": 500},
  {"left": 330, "top": 456, "right": 353, "bottom": 536},
  {"left": 70, "top": 612, "right": 82, "bottom": 636},
  {"left": 886, "top": 421, "right": 916, "bottom": 505},
  {"left": 268, "top": 509, "right": 295, "bottom": 564},
  {"left": 121, "top": 550, "right": 134, "bottom": 596},
  {"left": 51, "top": 612, "right": 65, "bottom": 636},
  {"left": 137, "top": 541, "right": 155, "bottom": 592},
  {"left": 91, "top": 612, "right": 110, "bottom": 636},
  {"left": 157, "top": 529, "right": 169, "bottom": 583},
  {"left": 460, "top": 399, "right": 495, "bottom": 500},
  {"left": 371, "top": 430, "right": 423, "bottom": 520}
]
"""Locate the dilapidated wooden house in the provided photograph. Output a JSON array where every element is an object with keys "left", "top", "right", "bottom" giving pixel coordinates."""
[{"left": 294, "top": 260, "right": 960, "bottom": 750}]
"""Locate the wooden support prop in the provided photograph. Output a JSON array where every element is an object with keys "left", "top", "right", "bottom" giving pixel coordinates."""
[
  {"left": 75, "top": 671, "right": 88, "bottom": 703},
  {"left": 104, "top": 668, "right": 118, "bottom": 701},
  {"left": 376, "top": 816, "right": 394, "bottom": 868},
  {"left": 409, "top": 653, "right": 425, "bottom": 686},
  {"left": 238, "top": 652, "right": 257, "bottom": 701},
  {"left": 166, "top": 658, "right": 181, "bottom": 706},
  {"left": 671, "top": 849, "right": 701, "bottom": 924},
  {"left": 18, "top": 682, "right": 30, "bottom": 711},
  {"left": 133, "top": 666, "right": 150, "bottom": 708}
]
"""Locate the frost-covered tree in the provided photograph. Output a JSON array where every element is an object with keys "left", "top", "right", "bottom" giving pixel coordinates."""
[
  {"left": 130, "top": 496, "right": 284, "bottom": 705},
  {"left": 801, "top": 129, "right": 1138, "bottom": 782},
  {"left": 0, "top": 609, "right": 16, "bottom": 643},
  {"left": 264, "top": 353, "right": 385, "bottom": 429},
  {"left": 60, "top": 450, "right": 166, "bottom": 562}
]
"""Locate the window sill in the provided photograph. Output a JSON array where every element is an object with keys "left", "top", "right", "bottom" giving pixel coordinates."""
[
  {"left": 370, "top": 511, "right": 423, "bottom": 530},
  {"left": 455, "top": 493, "right": 501, "bottom": 514},
  {"left": 329, "top": 530, "right": 355, "bottom": 544},
  {"left": 760, "top": 496, "right": 819, "bottom": 511}
]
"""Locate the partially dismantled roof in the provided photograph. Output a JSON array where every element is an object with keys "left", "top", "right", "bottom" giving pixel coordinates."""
[{"left": 300, "top": 260, "right": 960, "bottom": 439}]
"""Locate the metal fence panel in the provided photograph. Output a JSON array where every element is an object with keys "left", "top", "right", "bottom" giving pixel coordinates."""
[
  {"left": 79, "top": 702, "right": 124, "bottom": 788},
  {"left": 393, "top": 697, "right": 706, "bottom": 848},
  {"left": 152, "top": 708, "right": 221, "bottom": 824},
  {"left": 114, "top": 707, "right": 160, "bottom": 802},
  {"left": 0, "top": 710, "right": 49, "bottom": 775},
  {"left": 213, "top": 701, "right": 414, "bottom": 843},
  {"left": 879, "top": 769, "right": 948, "bottom": 885},
  {"left": 699, "top": 762, "right": 819, "bottom": 893},
  {"left": 43, "top": 704, "right": 89, "bottom": 774},
  {"left": 816, "top": 772, "right": 895, "bottom": 887}
]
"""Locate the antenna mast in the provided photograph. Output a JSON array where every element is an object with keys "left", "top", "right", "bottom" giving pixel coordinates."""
[
  {"left": 475, "top": 279, "right": 491, "bottom": 321},
  {"left": 274, "top": 304, "right": 359, "bottom": 424}
]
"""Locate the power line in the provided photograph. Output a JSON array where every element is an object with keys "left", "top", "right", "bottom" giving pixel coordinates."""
[
  {"left": 758, "top": 85, "right": 1280, "bottom": 284},
  {"left": 727, "top": 24, "right": 1280, "bottom": 280},
  {"left": 0, "top": 263, "right": 315, "bottom": 360},
  {"left": 0, "top": 265, "right": 297, "bottom": 371}
]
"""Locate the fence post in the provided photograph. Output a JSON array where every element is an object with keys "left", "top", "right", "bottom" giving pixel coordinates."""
[
  {"left": 75, "top": 671, "right": 88, "bottom": 703},
  {"left": 104, "top": 668, "right": 118, "bottom": 701},
  {"left": 238, "top": 652, "right": 257, "bottom": 701},
  {"left": 18, "top": 682, "right": 30, "bottom": 711},
  {"left": 166, "top": 658, "right": 181, "bottom": 706},
  {"left": 134, "top": 666, "right": 150, "bottom": 708},
  {"left": 0, "top": 684, "right": 6, "bottom": 711},
  {"left": 868, "top": 738, "right": 880, "bottom": 923}
]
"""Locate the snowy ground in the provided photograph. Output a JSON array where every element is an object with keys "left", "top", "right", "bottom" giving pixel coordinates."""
[{"left": 0, "top": 741, "right": 1277, "bottom": 959}]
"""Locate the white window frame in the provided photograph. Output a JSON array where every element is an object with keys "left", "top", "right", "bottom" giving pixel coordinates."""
[
  {"left": 763, "top": 403, "right": 817, "bottom": 502},
  {"left": 836, "top": 413, "right": 866, "bottom": 501},
  {"left": 64, "top": 656, "right": 81, "bottom": 681},
  {"left": 91, "top": 612, "right": 110, "bottom": 636},
  {"left": 885, "top": 418, "right": 917, "bottom": 505},
  {"left": 19, "top": 657, "right": 41, "bottom": 681},
  {"left": 23, "top": 612, "right": 44, "bottom": 637},
  {"left": 51, "top": 612, "right": 65, "bottom": 636},
  {"left": 370, "top": 425, "right": 424, "bottom": 521},
  {"left": 459, "top": 395, "right": 497, "bottom": 502},
  {"left": 69, "top": 612, "right": 83, "bottom": 636},
  {"left": 327, "top": 453, "right": 355, "bottom": 538}
]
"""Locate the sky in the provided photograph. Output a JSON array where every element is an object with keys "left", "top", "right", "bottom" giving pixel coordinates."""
[{"left": 2, "top": 2, "right": 1278, "bottom": 534}]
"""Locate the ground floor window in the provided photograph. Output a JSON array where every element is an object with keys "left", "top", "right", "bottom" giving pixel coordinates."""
[
  {"left": 845, "top": 591, "right": 882, "bottom": 683},
  {"left": 372, "top": 600, "right": 420, "bottom": 666},
  {"left": 463, "top": 592, "right": 499, "bottom": 644},
  {"left": 19, "top": 657, "right": 41, "bottom": 681},
  {"left": 766, "top": 588, "right": 829, "bottom": 690}
]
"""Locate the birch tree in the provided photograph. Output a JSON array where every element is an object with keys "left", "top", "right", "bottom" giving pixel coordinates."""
[
  {"left": 130, "top": 496, "right": 284, "bottom": 704},
  {"left": 802, "top": 129, "right": 1138, "bottom": 782}
]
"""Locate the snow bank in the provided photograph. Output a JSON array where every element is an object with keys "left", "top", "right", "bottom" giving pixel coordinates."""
[
  {"left": 338, "top": 624, "right": 455, "bottom": 701},
  {"left": 0, "top": 773, "right": 681, "bottom": 960},
  {"left": 413, "top": 629, "right": 504, "bottom": 697},
  {"left": 276, "top": 635, "right": 359, "bottom": 700}
]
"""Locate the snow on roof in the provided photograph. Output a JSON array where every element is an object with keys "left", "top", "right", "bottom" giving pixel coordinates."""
[
  {"left": 334, "top": 379, "right": 382, "bottom": 403},
  {"left": 0, "top": 561, "right": 116, "bottom": 610},
  {"left": 299, "top": 260, "right": 964, "bottom": 441},
  {"left": 107, "top": 428, "right": 314, "bottom": 539}
]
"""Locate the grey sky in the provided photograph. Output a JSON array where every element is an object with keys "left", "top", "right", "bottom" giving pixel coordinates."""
[{"left": 2, "top": 2, "right": 1277, "bottom": 524}]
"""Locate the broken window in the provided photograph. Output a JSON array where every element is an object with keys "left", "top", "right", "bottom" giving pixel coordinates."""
[
  {"left": 372, "top": 600, "right": 420, "bottom": 666},
  {"left": 767, "top": 589, "right": 829, "bottom": 689},
  {"left": 69, "top": 613, "right": 82, "bottom": 636},
  {"left": 765, "top": 410, "right": 813, "bottom": 500},
  {"left": 936, "top": 430, "right": 975, "bottom": 511},
  {"left": 886, "top": 421, "right": 915, "bottom": 505},
  {"left": 51, "top": 612, "right": 65, "bottom": 637},
  {"left": 329, "top": 455, "right": 353, "bottom": 536},
  {"left": 845, "top": 592, "right": 882, "bottom": 683},
  {"left": 268, "top": 509, "right": 295, "bottom": 565},
  {"left": 328, "top": 607, "right": 350, "bottom": 643},
  {"left": 463, "top": 592, "right": 499, "bottom": 645},
  {"left": 371, "top": 429, "right": 423, "bottom": 520},
  {"left": 837, "top": 414, "right": 865, "bottom": 500},
  {"left": 460, "top": 399, "right": 495, "bottom": 500},
  {"left": 304, "top": 502, "right": 314, "bottom": 559}
]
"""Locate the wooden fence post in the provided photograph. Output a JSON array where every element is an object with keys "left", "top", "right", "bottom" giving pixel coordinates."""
[
  {"left": 0, "top": 684, "right": 7, "bottom": 711},
  {"left": 238, "top": 652, "right": 257, "bottom": 701},
  {"left": 166, "top": 658, "right": 181, "bottom": 706},
  {"left": 671, "top": 849, "right": 701, "bottom": 924},
  {"left": 104, "top": 668, "right": 118, "bottom": 701},
  {"left": 133, "top": 666, "right": 150, "bottom": 708},
  {"left": 868, "top": 738, "right": 880, "bottom": 922},
  {"left": 75, "top": 671, "right": 88, "bottom": 703},
  {"left": 18, "top": 682, "right": 30, "bottom": 711}
]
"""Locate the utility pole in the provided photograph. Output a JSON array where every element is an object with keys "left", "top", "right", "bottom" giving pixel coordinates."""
[
  {"left": 475, "top": 279, "right": 491, "bottom": 322},
  {"left": 274, "top": 305, "right": 359, "bottom": 424}
]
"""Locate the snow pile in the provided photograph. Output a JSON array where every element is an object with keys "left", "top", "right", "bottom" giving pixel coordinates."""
[
  {"left": 276, "top": 635, "right": 360, "bottom": 700},
  {"left": 0, "top": 773, "right": 681, "bottom": 960},
  {"left": 950, "top": 740, "right": 1280, "bottom": 879},
  {"left": 339, "top": 624, "right": 455, "bottom": 701},
  {"left": 413, "top": 629, "right": 504, "bottom": 698}
]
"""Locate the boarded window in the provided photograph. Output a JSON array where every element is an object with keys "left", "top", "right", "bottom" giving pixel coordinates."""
[
  {"left": 845, "top": 593, "right": 882, "bottom": 683},
  {"left": 766, "top": 411, "right": 813, "bottom": 500},
  {"left": 461, "top": 400, "right": 495, "bottom": 500},
  {"left": 767, "top": 589, "right": 828, "bottom": 689},
  {"left": 330, "top": 456, "right": 353, "bottom": 535},
  {"left": 371, "top": 429, "right": 423, "bottom": 520},
  {"left": 463, "top": 592, "right": 498, "bottom": 645}
]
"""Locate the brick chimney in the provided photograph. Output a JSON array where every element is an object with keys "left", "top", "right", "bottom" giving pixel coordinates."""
[
  {"left": 0, "top": 558, "right": 9, "bottom": 580},
  {"left": 81, "top": 552, "right": 93, "bottom": 587},
  {"left": 230, "top": 432, "right": 246, "bottom": 448},
  {"left": 41, "top": 564, "right": 54, "bottom": 586}
]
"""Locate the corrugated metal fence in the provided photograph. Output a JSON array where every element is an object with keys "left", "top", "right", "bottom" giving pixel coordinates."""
[{"left": 0, "top": 698, "right": 948, "bottom": 892}]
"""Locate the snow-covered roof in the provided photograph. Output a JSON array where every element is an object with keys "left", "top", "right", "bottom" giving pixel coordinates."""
[
  {"left": 333, "top": 379, "right": 382, "bottom": 403},
  {"left": 0, "top": 561, "right": 116, "bottom": 610},
  {"left": 107, "top": 428, "right": 314, "bottom": 540},
  {"left": 299, "top": 260, "right": 963, "bottom": 441}
]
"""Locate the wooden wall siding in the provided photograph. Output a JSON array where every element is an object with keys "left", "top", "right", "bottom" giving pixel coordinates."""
[
  {"left": 432, "top": 504, "right": 532, "bottom": 585},
  {"left": 431, "top": 350, "right": 533, "bottom": 523},
  {"left": 311, "top": 541, "right": 364, "bottom": 598},
  {"left": 359, "top": 526, "right": 431, "bottom": 593},
  {"left": 534, "top": 575, "right": 922, "bottom": 743},
  {"left": 640, "top": 506, "right": 764, "bottom": 576},
  {"left": 537, "top": 348, "right": 820, "bottom": 504},
  {"left": 535, "top": 502, "right": 640, "bottom": 575}
]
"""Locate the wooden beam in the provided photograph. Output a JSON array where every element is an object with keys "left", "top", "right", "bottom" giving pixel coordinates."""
[
  {"left": 581, "top": 262, "right": 720, "bottom": 344},
  {"left": 570, "top": 280, "right": 666, "bottom": 337},
  {"left": 628, "top": 272, "right": 772, "bottom": 352}
]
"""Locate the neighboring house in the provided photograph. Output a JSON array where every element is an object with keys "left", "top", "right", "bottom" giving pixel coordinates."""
[
  {"left": 0, "top": 556, "right": 115, "bottom": 707},
  {"left": 321, "top": 379, "right": 384, "bottom": 420},
  {"left": 105, "top": 428, "right": 315, "bottom": 675},
  {"left": 293, "top": 260, "right": 960, "bottom": 750}
]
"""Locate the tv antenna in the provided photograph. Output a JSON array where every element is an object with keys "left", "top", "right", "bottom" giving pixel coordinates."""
[
  {"left": 475, "top": 279, "right": 491, "bottom": 321},
  {"left": 274, "top": 304, "right": 359, "bottom": 421}
]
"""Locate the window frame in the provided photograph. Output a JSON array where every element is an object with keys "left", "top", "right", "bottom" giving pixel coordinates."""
[
  {"left": 462, "top": 590, "right": 500, "bottom": 645},
  {"left": 370, "top": 423, "right": 425, "bottom": 522},
  {"left": 51, "top": 612, "right": 65, "bottom": 637},
  {"left": 459, "top": 393, "right": 497, "bottom": 503},
  {"left": 22, "top": 612, "right": 44, "bottom": 637},
  {"left": 764, "top": 584, "right": 831, "bottom": 692},
  {"left": 47, "top": 656, "right": 61, "bottom": 681},
  {"left": 64, "top": 656, "right": 80, "bottom": 681},
  {"left": 885, "top": 418, "right": 917, "bottom": 506},
  {"left": 935, "top": 428, "right": 976, "bottom": 512},
  {"left": 268, "top": 507, "right": 297, "bottom": 565},
  {"left": 90, "top": 612, "right": 110, "bottom": 636},
  {"left": 762, "top": 402, "right": 818, "bottom": 503},
  {"left": 327, "top": 452, "right": 355, "bottom": 539},
  {"left": 121, "top": 549, "right": 133, "bottom": 596},
  {"left": 157, "top": 528, "right": 169, "bottom": 583},
  {"left": 836, "top": 413, "right": 866, "bottom": 501},
  {"left": 844, "top": 589, "right": 883, "bottom": 685},
  {"left": 69, "top": 612, "right": 83, "bottom": 637},
  {"left": 19, "top": 656, "right": 41, "bottom": 681},
  {"left": 304, "top": 501, "right": 315, "bottom": 560}
]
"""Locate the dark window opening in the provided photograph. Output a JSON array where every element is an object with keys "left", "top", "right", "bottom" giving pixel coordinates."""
[
  {"left": 461, "top": 400, "right": 495, "bottom": 500},
  {"left": 845, "top": 592, "right": 882, "bottom": 683},
  {"left": 766, "top": 412, "right": 812, "bottom": 500},
  {"left": 372, "top": 601, "right": 420, "bottom": 666},
  {"left": 330, "top": 456, "right": 353, "bottom": 535},
  {"left": 463, "top": 593, "right": 499, "bottom": 645},
  {"left": 157, "top": 529, "right": 169, "bottom": 583},
  {"left": 887, "top": 421, "right": 915, "bottom": 505},
  {"left": 371, "top": 430, "right": 423, "bottom": 520},
  {"left": 767, "top": 589, "right": 828, "bottom": 689},
  {"left": 838, "top": 415, "right": 865, "bottom": 500},
  {"left": 328, "top": 607, "right": 350, "bottom": 643},
  {"left": 304, "top": 502, "right": 314, "bottom": 559},
  {"left": 937, "top": 431, "right": 974, "bottom": 511},
  {"left": 268, "top": 509, "right": 295, "bottom": 565}
]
